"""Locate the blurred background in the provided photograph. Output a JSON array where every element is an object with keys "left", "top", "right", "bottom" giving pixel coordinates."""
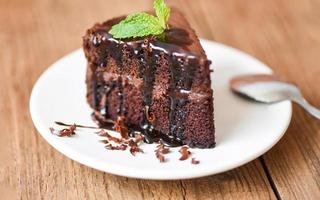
[
  {"left": 1, "top": 0, "right": 319, "bottom": 199},
  {"left": 2, "top": 0, "right": 320, "bottom": 84}
]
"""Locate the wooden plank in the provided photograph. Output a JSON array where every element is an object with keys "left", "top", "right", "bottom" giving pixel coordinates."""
[
  {"left": 3, "top": 0, "right": 313, "bottom": 199},
  {"left": 257, "top": 0, "right": 320, "bottom": 198},
  {"left": 196, "top": 0, "right": 320, "bottom": 199}
]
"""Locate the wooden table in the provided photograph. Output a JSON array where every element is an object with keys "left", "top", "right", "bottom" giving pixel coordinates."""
[{"left": 1, "top": 0, "right": 320, "bottom": 199}]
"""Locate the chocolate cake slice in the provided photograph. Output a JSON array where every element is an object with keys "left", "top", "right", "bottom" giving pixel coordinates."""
[{"left": 83, "top": 9, "right": 215, "bottom": 148}]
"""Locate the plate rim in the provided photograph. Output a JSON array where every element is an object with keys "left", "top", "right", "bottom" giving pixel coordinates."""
[{"left": 30, "top": 39, "right": 292, "bottom": 180}]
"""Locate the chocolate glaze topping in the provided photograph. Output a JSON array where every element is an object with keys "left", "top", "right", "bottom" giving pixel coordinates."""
[{"left": 88, "top": 17, "right": 208, "bottom": 147}]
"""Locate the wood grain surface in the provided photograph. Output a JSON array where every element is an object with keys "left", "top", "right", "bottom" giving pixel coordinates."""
[{"left": 0, "top": 0, "right": 319, "bottom": 199}]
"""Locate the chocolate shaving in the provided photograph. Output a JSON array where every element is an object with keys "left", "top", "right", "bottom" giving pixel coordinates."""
[
  {"left": 179, "top": 146, "right": 191, "bottom": 161},
  {"left": 52, "top": 121, "right": 202, "bottom": 164},
  {"left": 105, "top": 143, "right": 127, "bottom": 151},
  {"left": 49, "top": 124, "right": 76, "bottom": 137},
  {"left": 55, "top": 121, "right": 100, "bottom": 129},
  {"left": 129, "top": 146, "right": 144, "bottom": 156},
  {"left": 191, "top": 158, "right": 200, "bottom": 164},
  {"left": 155, "top": 144, "right": 170, "bottom": 154},
  {"left": 96, "top": 129, "right": 108, "bottom": 136},
  {"left": 101, "top": 134, "right": 143, "bottom": 155},
  {"left": 155, "top": 144, "right": 170, "bottom": 163},
  {"left": 97, "top": 130, "right": 122, "bottom": 144},
  {"left": 99, "top": 139, "right": 109, "bottom": 144},
  {"left": 156, "top": 153, "right": 165, "bottom": 163},
  {"left": 126, "top": 139, "right": 144, "bottom": 156},
  {"left": 105, "top": 144, "right": 115, "bottom": 150},
  {"left": 108, "top": 136, "right": 122, "bottom": 144},
  {"left": 126, "top": 139, "right": 135, "bottom": 147},
  {"left": 119, "top": 144, "right": 128, "bottom": 151}
]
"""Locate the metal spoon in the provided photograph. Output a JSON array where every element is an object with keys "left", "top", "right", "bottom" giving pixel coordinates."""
[{"left": 230, "top": 74, "right": 320, "bottom": 119}]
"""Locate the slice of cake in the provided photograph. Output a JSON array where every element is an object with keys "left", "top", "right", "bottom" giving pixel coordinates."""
[{"left": 83, "top": 7, "right": 215, "bottom": 148}]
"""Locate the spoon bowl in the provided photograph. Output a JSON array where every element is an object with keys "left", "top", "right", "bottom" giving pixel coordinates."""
[{"left": 230, "top": 74, "right": 320, "bottom": 119}]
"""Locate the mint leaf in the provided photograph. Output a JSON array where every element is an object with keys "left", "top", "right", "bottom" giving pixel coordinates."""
[
  {"left": 109, "top": 13, "right": 164, "bottom": 39},
  {"left": 154, "top": 0, "right": 170, "bottom": 29},
  {"left": 109, "top": 0, "right": 171, "bottom": 39}
]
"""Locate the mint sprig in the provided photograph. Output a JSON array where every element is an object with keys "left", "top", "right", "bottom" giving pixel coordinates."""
[
  {"left": 154, "top": 0, "right": 171, "bottom": 29},
  {"left": 109, "top": 0, "right": 171, "bottom": 39},
  {"left": 108, "top": 13, "right": 163, "bottom": 39}
]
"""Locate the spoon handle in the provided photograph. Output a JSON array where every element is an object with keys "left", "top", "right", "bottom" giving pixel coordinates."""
[{"left": 292, "top": 98, "right": 320, "bottom": 119}]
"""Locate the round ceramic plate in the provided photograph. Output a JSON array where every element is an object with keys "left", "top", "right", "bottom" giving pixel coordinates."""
[{"left": 30, "top": 39, "right": 292, "bottom": 180}]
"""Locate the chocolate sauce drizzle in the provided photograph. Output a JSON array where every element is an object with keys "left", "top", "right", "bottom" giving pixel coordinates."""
[
  {"left": 136, "top": 40, "right": 159, "bottom": 144},
  {"left": 168, "top": 58, "right": 186, "bottom": 139},
  {"left": 168, "top": 57, "right": 196, "bottom": 139},
  {"left": 100, "top": 81, "right": 115, "bottom": 118},
  {"left": 91, "top": 31, "right": 125, "bottom": 118},
  {"left": 89, "top": 23, "right": 199, "bottom": 147},
  {"left": 116, "top": 76, "right": 123, "bottom": 115}
]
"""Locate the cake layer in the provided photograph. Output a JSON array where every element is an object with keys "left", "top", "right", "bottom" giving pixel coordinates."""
[
  {"left": 86, "top": 63, "right": 215, "bottom": 148},
  {"left": 83, "top": 9, "right": 215, "bottom": 148}
]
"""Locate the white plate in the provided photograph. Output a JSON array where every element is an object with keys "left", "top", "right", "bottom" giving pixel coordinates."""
[{"left": 30, "top": 39, "right": 292, "bottom": 180}]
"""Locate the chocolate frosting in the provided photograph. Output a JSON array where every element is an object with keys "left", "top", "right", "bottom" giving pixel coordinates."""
[{"left": 83, "top": 9, "right": 214, "bottom": 147}]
